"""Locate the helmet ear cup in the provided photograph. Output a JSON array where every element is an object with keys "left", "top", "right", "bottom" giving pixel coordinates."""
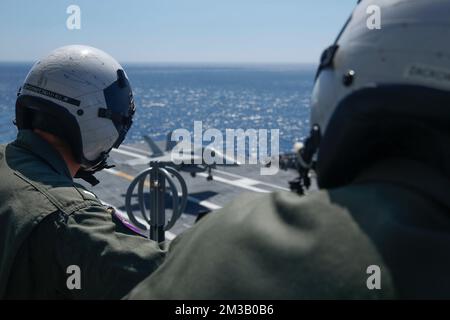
[{"left": 15, "top": 95, "right": 84, "bottom": 165}]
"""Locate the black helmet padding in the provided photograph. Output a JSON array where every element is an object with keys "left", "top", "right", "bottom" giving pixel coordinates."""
[{"left": 317, "top": 85, "right": 450, "bottom": 189}]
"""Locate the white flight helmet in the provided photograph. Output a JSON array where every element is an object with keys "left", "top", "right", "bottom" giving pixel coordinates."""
[
  {"left": 15, "top": 45, "right": 135, "bottom": 184},
  {"left": 295, "top": 0, "right": 450, "bottom": 190},
  {"left": 311, "top": 0, "right": 450, "bottom": 135}
]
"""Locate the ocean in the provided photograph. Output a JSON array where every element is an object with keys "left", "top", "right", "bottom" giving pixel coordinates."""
[{"left": 0, "top": 63, "right": 315, "bottom": 153}]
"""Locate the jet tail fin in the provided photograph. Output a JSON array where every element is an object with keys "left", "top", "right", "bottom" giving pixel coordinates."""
[{"left": 143, "top": 135, "right": 164, "bottom": 157}]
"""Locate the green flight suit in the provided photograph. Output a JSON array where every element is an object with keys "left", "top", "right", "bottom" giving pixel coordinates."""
[
  {"left": 0, "top": 130, "right": 164, "bottom": 299},
  {"left": 127, "top": 158, "right": 450, "bottom": 299}
]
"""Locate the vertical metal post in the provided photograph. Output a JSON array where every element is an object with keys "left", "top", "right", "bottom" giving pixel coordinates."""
[
  {"left": 156, "top": 167, "right": 166, "bottom": 242},
  {"left": 149, "top": 163, "right": 166, "bottom": 242}
]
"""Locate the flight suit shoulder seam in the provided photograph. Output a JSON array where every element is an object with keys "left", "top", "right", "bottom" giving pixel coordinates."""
[{"left": 64, "top": 200, "right": 105, "bottom": 216}]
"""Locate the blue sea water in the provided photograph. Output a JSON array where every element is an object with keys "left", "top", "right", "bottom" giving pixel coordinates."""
[{"left": 0, "top": 63, "right": 315, "bottom": 153}]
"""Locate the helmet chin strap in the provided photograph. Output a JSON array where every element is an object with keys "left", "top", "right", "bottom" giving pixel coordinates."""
[
  {"left": 289, "top": 125, "right": 321, "bottom": 195},
  {"left": 75, "top": 152, "right": 115, "bottom": 186},
  {"left": 75, "top": 170, "right": 101, "bottom": 186}
]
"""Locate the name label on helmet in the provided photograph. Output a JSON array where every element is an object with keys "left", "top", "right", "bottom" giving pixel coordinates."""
[
  {"left": 405, "top": 65, "right": 450, "bottom": 89},
  {"left": 23, "top": 83, "right": 81, "bottom": 107}
]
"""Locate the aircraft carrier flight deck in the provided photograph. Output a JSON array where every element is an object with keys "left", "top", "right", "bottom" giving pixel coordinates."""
[{"left": 80, "top": 140, "right": 301, "bottom": 239}]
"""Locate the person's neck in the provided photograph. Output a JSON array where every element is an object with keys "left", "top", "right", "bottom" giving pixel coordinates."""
[{"left": 33, "top": 129, "right": 81, "bottom": 177}]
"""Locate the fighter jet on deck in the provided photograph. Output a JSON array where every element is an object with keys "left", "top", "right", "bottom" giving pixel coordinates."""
[{"left": 122, "top": 133, "right": 240, "bottom": 180}]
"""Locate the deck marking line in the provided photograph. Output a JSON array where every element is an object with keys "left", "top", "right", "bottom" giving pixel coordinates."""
[
  {"left": 112, "top": 148, "right": 149, "bottom": 159},
  {"left": 234, "top": 178, "right": 260, "bottom": 186},
  {"left": 213, "top": 169, "right": 290, "bottom": 191},
  {"left": 198, "top": 173, "right": 270, "bottom": 193},
  {"left": 120, "top": 145, "right": 152, "bottom": 156}
]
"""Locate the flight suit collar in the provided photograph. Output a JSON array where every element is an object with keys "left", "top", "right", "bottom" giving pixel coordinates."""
[
  {"left": 354, "top": 157, "right": 450, "bottom": 211},
  {"left": 13, "top": 130, "right": 73, "bottom": 180}
]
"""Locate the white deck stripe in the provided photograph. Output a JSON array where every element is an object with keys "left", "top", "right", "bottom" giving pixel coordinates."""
[
  {"left": 120, "top": 145, "right": 152, "bottom": 156},
  {"left": 213, "top": 169, "right": 290, "bottom": 191},
  {"left": 198, "top": 173, "right": 270, "bottom": 193},
  {"left": 112, "top": 148, "right": 149, "bottom": 159},
  {"left": 234, "top": 177, "right": 260, "bottom": 186},
  {"left": 188, "top": 196, "right": 222, "bottom": 210},
  {"left": 104, "top": 168, "right": 120, "bottom": 174}
]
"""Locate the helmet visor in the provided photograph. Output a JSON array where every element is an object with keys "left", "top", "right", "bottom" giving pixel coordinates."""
[{"left": 101, "top": 69, "right": 136, "bottom": 148}]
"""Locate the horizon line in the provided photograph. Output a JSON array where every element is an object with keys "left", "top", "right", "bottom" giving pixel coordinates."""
[{"left": 0, "top": 60, "right": 318, "bottom": 66}]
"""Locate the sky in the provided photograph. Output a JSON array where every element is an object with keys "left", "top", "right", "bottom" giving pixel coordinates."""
[{"left": 0, "top": 0, "right": 357, "bottom": 64}]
